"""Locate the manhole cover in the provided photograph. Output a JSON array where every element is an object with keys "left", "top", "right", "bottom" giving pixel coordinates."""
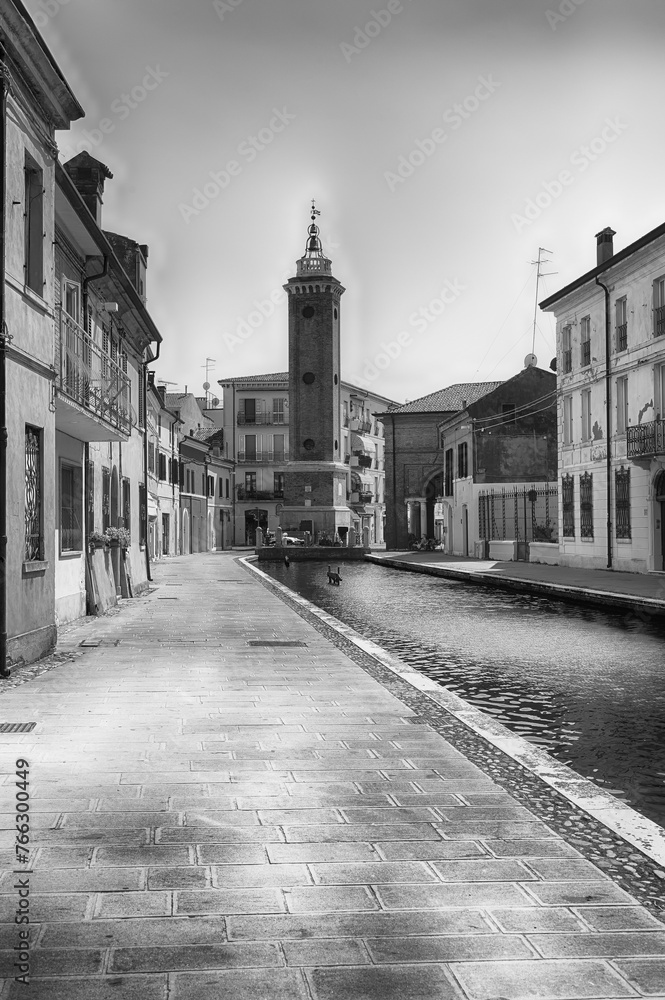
[
  {"left": 0, "top": 723, "right": 36, "bottom": 733},
  {"left": 247, "top": 641, "right": 307, "bottom": 647}
]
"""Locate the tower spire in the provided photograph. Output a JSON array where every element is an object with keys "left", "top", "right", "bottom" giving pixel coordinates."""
[{"left": 297, "top": 200, "right": 331, "bottom": 275}]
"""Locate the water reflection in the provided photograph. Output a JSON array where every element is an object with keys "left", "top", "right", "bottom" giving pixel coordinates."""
[{"left": 263, "top": 561, "right": 665, "bottom": 828}]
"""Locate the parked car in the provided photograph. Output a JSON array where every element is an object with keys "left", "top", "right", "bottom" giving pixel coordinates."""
[{"left": 282, "top": 534, "right": 305, "bottom": 546}]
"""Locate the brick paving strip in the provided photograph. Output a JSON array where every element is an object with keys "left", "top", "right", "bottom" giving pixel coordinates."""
[{"left": 0, "top": 553, "right": 663, "bottom": 999}]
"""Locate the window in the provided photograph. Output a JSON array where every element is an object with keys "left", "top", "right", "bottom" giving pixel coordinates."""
[
  {"left": 616, "top": 376, "right": 628, "bottom": 434},
  {"left": 273, "top": 398, "right": 285, "bottom": 424},
  {"left": 273, "top": 433, "right": 285, "bottom": 462},
  {"left": 615, "top": 297, "right": 627, "bottom": 352},
  {"left": 207, "top": 475, "right": 214, "bottom": 497},
  {"left": 581, "top": 389, "right": 592, "bottom": 442},
  {"left": 225, "top": 478, "right": 229, "bottom": 498},
  {"left": 562, "top": 474, "right": 575, "bottom": 538},
  {"left": 457, "top": 442, "right": 468, "bottom": 479},
  {"left": 244, "top": 434, "right": 257, "bottom": 461},
  {"left": 241, "top": 398, "right": 256, "bottom": 424},
  {"left": 148, "top": 442, "right": 155, "bottom": 474},
  {"left": 615, "top": 466, "right": 631, "bottom": 539},
  {"left": 102, "top": 467, "right": 111, "bottom": 532},
  {"left": 138, "top": 483, "right": 147, "bottom": 546},
  {"left": 580, "top": 472, "right": 593, "bottom": 539},
  {"left": 24, "top": 153, "right": 44, "bottom": 295},
  {"left": 122, "top": 478, "right": 131, "bottom": 532},
  {"left": 502, "top": 403, "right": 516, "bottom": 424},
  {"left": 63, "top": 279, "right": 80, "bottom": 322},
  {"left": 86, "top": 460, "right": 95, "bottom": 537},
  {"left": 219, "top": 477, "right": 224, "bottom": 498},
  {"left": 245, "top": 472, "right": 256, "bottom": 494},
  {"left": 444, "top": 448, "right": 453, "bottom": 496},
  {"left": 24, "top": 426, "right": 42, "bottom": 561},
  {"left": 158, "top": 452, "right": 167, "bottom": 481},
  {"left": 580, "top": 316, "right": 591, "bottom": 367},
  {"left": 656, "top": 364, "right": 665, "bottom": 421},
  {"left": 274, "top": 472, "right": 284, "bottom": 497},
  {"left": 201, "top": 473, "right": 205, "bottom": 495},
  {"left": 343, "top": 401, "right": 349, "bottom": 427},
  {"left": 562, "top": 325, "right": 572, "bottom": 373},
  {"left": 654, "top": 276, "right": 665, "bottom": 338},
  {"left": 563, "top": 395, "right": 573, "bottom": 445},
  {"left": 60, "top": 462, "right": 83, "bottom": 553}
]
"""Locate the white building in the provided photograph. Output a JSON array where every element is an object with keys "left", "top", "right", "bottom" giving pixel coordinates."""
[{"left": 541, "top": 224, "right": 665, "bottom": 572}]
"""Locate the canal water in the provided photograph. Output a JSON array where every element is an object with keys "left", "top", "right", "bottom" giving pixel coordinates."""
[{"left": 263, "top": 560, "right": 665, "bottom": 829}]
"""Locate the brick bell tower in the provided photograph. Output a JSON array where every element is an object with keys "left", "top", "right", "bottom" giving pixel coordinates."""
[{"left": 280, "top": 204, "right": 352, "bottom": 541}]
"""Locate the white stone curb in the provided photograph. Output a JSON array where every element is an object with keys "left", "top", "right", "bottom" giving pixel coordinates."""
[{"left": 241, "top": 556, "right": 665, "bottom": 871}]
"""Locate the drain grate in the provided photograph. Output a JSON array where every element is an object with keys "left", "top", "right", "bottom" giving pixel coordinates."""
[
  {"left": 157, "top": 597, "right": 178, "bottom": 600},
  {"left": 0, "top": 723, "right": 36, "bottom": 733},
  {"left": 247, "top": 640, "right": 307, "bottom": 647},
  {"left": 218, "top": 580, "right": 252, "bottom": 584},
  {"left": 79, "top": 640, "right": 100, "bottom": 648}
]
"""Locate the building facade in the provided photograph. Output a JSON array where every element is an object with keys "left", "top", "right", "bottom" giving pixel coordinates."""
[
  {"left": 1, "top": 0, "right": 84, "bottom": 667},
  {"left": 437, "top": 366, "right": 557, "bottom": 557},
  {"left": 541, "top": 225, "right": 665, "bottom": 572}
]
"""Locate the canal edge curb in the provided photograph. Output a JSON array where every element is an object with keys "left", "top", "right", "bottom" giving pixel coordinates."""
[
  {"left": 240, "top": 555, "right": 665, "bottom": 873},
  {"left": 365, "top": 553, "right": 665, "bottom": 620}
]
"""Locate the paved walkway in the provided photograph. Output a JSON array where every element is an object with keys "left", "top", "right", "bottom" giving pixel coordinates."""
[
  {"left": 367, "top": 552, "right": 665, "bottom": 616},
  {"left": 1, "top": 552, "right": 664, "bottom": 999}
]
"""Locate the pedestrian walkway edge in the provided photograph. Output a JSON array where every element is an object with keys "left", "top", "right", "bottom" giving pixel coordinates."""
[
  {"left": 364, "top": 553, "right": 665, "bottom": 619},
  {"left": 241, "top": 556, "right": 665, "bottom": 872}
]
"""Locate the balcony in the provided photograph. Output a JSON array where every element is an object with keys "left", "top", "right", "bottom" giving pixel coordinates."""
[
  {"left": 627, "top": 420, "right": 665, "bottom": 459},
  {"left": 55, "top": 308, "right": 131, "bottom": 440},
  {"left": 237, "top": 488, "right": 284, "bottom": 501},
  {"left": 237, "top": 450, "right": 287, "bottom": 463},
  {"left": 237, "top": 413, "right": 288, "bottom": 425}
]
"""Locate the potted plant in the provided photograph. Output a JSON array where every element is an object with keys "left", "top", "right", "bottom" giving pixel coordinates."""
[
  {"left": 104, "top": 526, "right": 131, "bottom": 549},
  {"left": 88, "top": 530, "right": 108, "bottom": 552}
]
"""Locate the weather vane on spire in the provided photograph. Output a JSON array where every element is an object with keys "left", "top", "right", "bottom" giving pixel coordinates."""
[{"left": 311, "top": 199, "right": 320, "bottom": 222}]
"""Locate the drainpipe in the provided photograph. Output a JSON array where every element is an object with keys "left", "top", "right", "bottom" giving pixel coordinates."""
[
  {"left": 143, "top": 339, "right": 161, "bottom": 582},
  {"left": 0, "top": 40, "right": 10, "bottom": 676},
  {"left": 81, "top": 255, "right": 109, "bottom": 572},
  {"left": 596, "top": 276, "right": 613, "bottom": 569}
]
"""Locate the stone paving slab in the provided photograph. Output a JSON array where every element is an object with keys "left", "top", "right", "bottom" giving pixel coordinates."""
[{"left": 1, "top": 552, "right": 665, "bottom": 999}]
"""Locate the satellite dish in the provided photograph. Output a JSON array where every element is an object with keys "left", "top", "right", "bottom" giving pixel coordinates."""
[
  {"left": 524, "top": 353, "right": 538, "bottom": 368},
  {"left": 550, "top": 357, "right": 557, "bottom": 372},
  {"left": 212, "top": 397, "right": 220, "bottom": 407},
  {"left": 203, "top": 381, "right": 210, "bottom": 391}
]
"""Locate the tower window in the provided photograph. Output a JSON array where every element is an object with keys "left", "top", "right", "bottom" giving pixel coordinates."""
[
  {"left": 302, "top": 306, "right": 315, "bottom": 318},
  {"left": 334, "top": 308, "right": 338, "bottom": 319},
  {"left": 334, "top": 374, "right": 338, "bottom": 385},
  {"left": 303, "top": 439, "right": 315, "bottom": 450},
  {"left": 303, "top": 372, "right": 316, "bottom": 384}
]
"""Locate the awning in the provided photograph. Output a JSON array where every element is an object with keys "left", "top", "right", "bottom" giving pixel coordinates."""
[{"left": 350, "top": 433, "right": 374, "bottom": 454}]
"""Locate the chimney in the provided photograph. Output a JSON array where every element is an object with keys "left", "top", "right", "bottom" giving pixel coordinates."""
[
  {"left": 595, "top": 227, "right": 616, "bottom": 266},
  {"left": 63, "top": 152, "right": 113, "bottom": 226}
]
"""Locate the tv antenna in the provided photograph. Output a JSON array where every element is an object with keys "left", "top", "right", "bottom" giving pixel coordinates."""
[
  {"left": 530, "top": 248, "right": 557, "bottom": 357},
  {"left": 201, "top": 358, "right": 216, "bottom": 404}
]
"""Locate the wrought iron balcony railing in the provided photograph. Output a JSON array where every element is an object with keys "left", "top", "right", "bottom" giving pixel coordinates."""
[
  {"left": 237, "top": 450, "right": 287, "bottom": 463},
  {"left": 56, "top": 308, "right": 131, "bottom": 436},
  {"left": 236, "top": 488, "right": 284, "bottom": 501},
  {"left": 627, "top": 419, "right": 665, "bottom": 459},
  {"left": 237, "top": 413, "right": 287, "bottom": 425}
]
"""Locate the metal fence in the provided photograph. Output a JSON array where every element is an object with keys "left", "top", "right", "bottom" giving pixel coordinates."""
[{"left": 478, "top": 484, "right": 559, "bottom": 547}]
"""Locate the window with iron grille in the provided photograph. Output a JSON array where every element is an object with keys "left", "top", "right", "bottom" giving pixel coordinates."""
[
  {"left": 615, "top": 466, "right": 631, "bottom": 539},
  {"left": 444, "top": 449, "right": 453, "bottom": 496},
  {"left": 457, "top": 442, "right": 468, "bottom": 479},
  {"left": 562, "top": 325, "right": 572, "bottom": 373},
  {"left": 580, "top": 317, "right": 591, "bottom": 367},
  {"left": 562, "top": 474, "right": 575, "bottom": 538},
  {"left": 86, "top": 460, "right": 95, "bottom": 537},
  {"left": 24, "top": 426, "right": 43, "bottom": 561},
  {"left": 102, "top": 467, "right": 111, "bottom": 532},
  {"left": 615, "top": 297, "right": 627, "bottom": 352},
  {"left": 654, "top": 276, "right": 665, "bottom": 338},
  {"left": 580, "top": 472, "right": 593, "bottom": 539}
]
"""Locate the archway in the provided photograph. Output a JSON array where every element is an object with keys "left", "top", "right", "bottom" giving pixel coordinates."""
[
  {"left": 424, "top": 472, "right": 443, "bottom": 540},
  {"left": 245, "top": 508, "right": 268, "bottom": 546},
  {"left": 181, "top": 509, "right": 190, "bottom": 555}
]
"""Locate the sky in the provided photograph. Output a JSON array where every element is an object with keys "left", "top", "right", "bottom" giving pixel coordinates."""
[{"left": 28, "top": 0, "right": 665, "bottom": 405}]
